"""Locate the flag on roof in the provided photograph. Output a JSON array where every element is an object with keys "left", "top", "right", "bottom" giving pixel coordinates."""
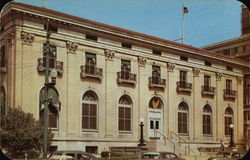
[{"left": 183, "top": 7, "right": 189, "bottom": 14}]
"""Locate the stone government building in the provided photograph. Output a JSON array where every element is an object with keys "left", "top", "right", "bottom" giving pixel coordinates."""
[
  {"left": 0, "top": 2, "right": 249, "bottom": 155},
  {"left": 204, "top": 5, "right": 250, "bottom": 150}
]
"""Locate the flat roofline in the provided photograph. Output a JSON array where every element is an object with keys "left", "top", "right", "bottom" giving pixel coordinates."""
[{"left": 2, "top": 2, "right": 250, "bottom": 68}]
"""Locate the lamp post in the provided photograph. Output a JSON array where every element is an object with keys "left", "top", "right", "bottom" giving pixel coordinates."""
[
  {"left": 43, "top": 20, "right": 58, "bottom": 159},
  {"left": 138, "top": 118, "right": 146, "bottom": 146},
  {"left": 228, "top": 124, "right": 236, "bottom": 148}
]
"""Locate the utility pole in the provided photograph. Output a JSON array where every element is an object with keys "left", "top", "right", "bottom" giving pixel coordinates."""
[{"left": 43, "top": 19, "right": 50, "bottom": 159}]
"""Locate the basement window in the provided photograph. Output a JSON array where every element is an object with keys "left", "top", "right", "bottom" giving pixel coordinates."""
[
  {"left": 86, "top": 34, "right": 98, "bottom": 41},
  {"left": 180, "top": 56, "right": 188, "bottom": 61},
  {"left": 153, "top": 50, "right": 162, "bottom": 55},
  {"left": 122, "top": 43, "right": 132, "bottom": 49}
]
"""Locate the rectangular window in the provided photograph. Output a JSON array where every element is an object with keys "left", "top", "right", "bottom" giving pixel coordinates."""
[
  {"left": 86, "top": 34, "right": 97, "bottom": 41},
  {"left": 122, "top": 43, "right": 132, "bottom": 49},
  {"left": 82, "top": 103, "right": 97, "bottom": 129},
  {"left": 226, "top": 66, "right": 233, "bottom": 71},
  {"left": 180, "top": 56, "right": 188, "bottom": 61},
  {"left": 152, "top": 66, "right": 161, "bottom": 84},
  {"left": 226, "top": 79, "right": 232, "bottom": 90},
  {"left": 152, "top": 50, "right": 161, "bottom": 55},
  {"left": 0, "top": 45, "right": 5, "bottom": 67},
  {"left": 44, "top": 24, "right": 58, "bottom": 32},
  {"left": 204, "top": 61, "right": 212, "bottom": 66},
  {"left": 85, "top": 53, "right": 96, "bottom": 74},
  {"left": 43, "top": 44, "right": 57, "bottom": 68},
  {"left": 204, "top": 75, "right": 211, "bottom": 91},
  {"left": 180, "top": 70, "right": 187, "bottom": 87},
  {"left": 152, "top": 65, "right": 161, "bottom": 75}
]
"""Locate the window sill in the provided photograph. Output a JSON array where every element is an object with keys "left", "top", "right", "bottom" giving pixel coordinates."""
[
  {"left": 178, "top": 133, "right": 189, "bottom": 137},
  {"left": 82, "top": 129, "right": 98, "bottom": 132},
  {"left": 203, "top": 134, "right": 213, "bottom": 137},
  {"left": 118, "top": 131, "right": 133, "bottom": 134}
]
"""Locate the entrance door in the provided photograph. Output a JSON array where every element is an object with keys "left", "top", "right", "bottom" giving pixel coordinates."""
[{"left": 148, "top": 118, "right": 161, "bottom": 138}]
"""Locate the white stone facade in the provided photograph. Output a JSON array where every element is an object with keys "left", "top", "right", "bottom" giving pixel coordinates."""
[{"left": 0, "top": 2, "right": 249, "bottom": 155}]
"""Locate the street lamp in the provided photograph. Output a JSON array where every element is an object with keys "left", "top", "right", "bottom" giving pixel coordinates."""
[
  {"left": 228, "top": 124, "right": 236, "bottom": 148},
  {"left": 138, "top": 118, "right": 146, "bottom": 146}
]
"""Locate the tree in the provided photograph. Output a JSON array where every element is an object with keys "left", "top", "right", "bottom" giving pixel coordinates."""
[{"left": 0, "top": 107, "right": 53, "bottom": 158}]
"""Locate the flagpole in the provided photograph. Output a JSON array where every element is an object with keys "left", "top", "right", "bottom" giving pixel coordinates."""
[{"left": 182, "top": 4, "right": 185, "bottom": 44}]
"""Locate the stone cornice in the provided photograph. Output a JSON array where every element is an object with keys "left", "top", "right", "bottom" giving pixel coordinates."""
[{"left": 3, "top": 2, "right": 250, "bottom": 69}]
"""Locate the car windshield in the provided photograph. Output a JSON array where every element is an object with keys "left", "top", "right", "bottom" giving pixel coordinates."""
[
  {"left": 49, "top": 153, "right": 63, "bottom": 160},
  {"left": 216, "top": 152, "right": 230, "bottom": 157}
]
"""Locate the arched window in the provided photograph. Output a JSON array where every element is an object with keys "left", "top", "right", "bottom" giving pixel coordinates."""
[
  {"left": 118, "top": 95, "right": 132, "bottom": 131},
  {"left": 225, "top": 107, "right": 233, "bottom": 136},
  {"left": 0, "top": 86, "right": 6, "bottom": 116},
  {"left": 82, "top": 91, "right": 98, "bottom": 130},
  {"left": 178, "top": 102, "right": 189, "bottom": 134},
  {"left": 39, "top": 87, "right": 59, "bottom": 129},
  {"left": 203, "top": 105, "right": 212, "bottom": 135}
]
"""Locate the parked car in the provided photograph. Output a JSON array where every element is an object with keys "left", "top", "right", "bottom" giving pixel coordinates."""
[
  {"left": 142, "top": 152, "right": 186, "bottom": 160},
  {"left": 207, "top": 151, "right": 244, "bottom": 160},
  {"left": 48, "top": 150, "right": 97, "bottom": 160}
]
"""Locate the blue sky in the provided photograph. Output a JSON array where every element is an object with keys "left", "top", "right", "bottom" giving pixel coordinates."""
[{"left": 14, "top": 0, "right": 243, "bottom": 47}]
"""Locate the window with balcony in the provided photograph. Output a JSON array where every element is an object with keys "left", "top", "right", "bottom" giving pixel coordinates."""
[
  {"left": 82, "top": 91, "right": 98, "bottom": 130},
  {"left": 43, "top": 44, "right": 56, "bottom": 68},
  {"left": 178, "top": 102, "right": 189, "bottom": 134},
  {"left": 117, "top": 60, "right": 136, "bottom": 85},
  {"left": 177, "top": 70, "right": 192, "bottom": 93},
  {"left": 202, "top": 75, "right": 215, "bottom": 97},
  {"left": 39, "top": 87, "right": 59, "bottom": 129},
  {"left": 81, "top": 53, "right": 103, "bottom": 80},
  {"left": 224, "top": 107, "right": 233, "bottom": 136},
  {"left": 85, "top": 53, "right": 96, "bottom": 74},
  {"left": 149, "top": 66, "right": 166, "bottom": 88},
  {"left": 118, "top": 95, "right": 132, "bottom": 132},
  {"left": 203, "top": 105, "right": 212, "bottom": 135},
  {"left": 38, "top": 44, "right": 63, "bottom": 74},
  {"left": 0, "top": 85, "right": 6, "bottom": 116},
  {"left": 224, "top": 79, "right": 236, "bottom": 100}
]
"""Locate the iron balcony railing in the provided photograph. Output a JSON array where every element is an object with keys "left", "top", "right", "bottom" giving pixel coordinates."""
[
  {"left": 176, "top": 81, "right": 192, "bottom": 92},
  {"left": 223, "top": 89, "right": 236, "bottom": 99},
  {"left": 0, "top": 59, "right": 7, "bottom": 72},
  {"left": 37, "top": 58, "right": 63, "bottom": 74},
  {"left": 202, "top": 85, "right": 215, "bottom": 96},
  {"left": 148, "top": 76, "right": 166, "bottom": 88},
  {"left": 80, "top": 65, "right": 103, "bottom": 80},
  {"left": 117, "top": 71, "right": 136, "bottom": 84}
]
